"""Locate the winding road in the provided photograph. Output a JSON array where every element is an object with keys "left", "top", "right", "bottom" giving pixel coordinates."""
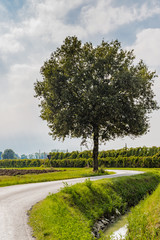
[{"left": 0, "top": 169, "right": 144, "bottom": 240}]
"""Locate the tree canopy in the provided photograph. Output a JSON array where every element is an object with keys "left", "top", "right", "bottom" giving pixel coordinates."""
[
  {"left": 34, "top": 36, "right": 158, "bottom": 171},
  {"left": 2, "top": 149, "right": 15, "bottom": 159}
]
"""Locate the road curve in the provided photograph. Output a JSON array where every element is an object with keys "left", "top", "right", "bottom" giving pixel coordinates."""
[{"left": 0, "top": 170, "right": 144, "bottom": 240}]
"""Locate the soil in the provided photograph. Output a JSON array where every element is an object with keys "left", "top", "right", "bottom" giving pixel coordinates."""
[{"left": 0, "top": 168, "right": 62, "bottom": 176}]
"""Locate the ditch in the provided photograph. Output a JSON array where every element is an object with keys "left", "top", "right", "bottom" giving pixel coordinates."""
[{"left": 103, "top": 213, "right": 128, "bottom": 239}]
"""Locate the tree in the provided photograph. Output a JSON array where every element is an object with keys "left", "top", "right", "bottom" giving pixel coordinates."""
[
  {"left": 2, "top": 149, "right": 15, "bottom": 159},
  {"left": 21, "top": 154, "right": 28, "bottom": 159},
  {"left": 28, "top": 154, "right": 35, "bottom": 159},
  {"left": 34, "top": 36, "right": 158, "bottom": 171},
  {"left": 0, "top": 152, "right": 2, "bottom": 160},
  {"left": 35, "top": 152, "right": 40, "bottom": 159}
]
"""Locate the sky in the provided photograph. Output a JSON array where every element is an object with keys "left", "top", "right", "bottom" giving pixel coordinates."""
[{"left": 0, "top": 0, "right": 160, "bottom": 155}]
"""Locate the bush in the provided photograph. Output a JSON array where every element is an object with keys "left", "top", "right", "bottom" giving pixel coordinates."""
[{"left": 0, "top": 159, "right": 49, "bottom": 168}]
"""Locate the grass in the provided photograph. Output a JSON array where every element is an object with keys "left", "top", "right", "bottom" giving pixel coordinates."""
[
  {"left": 0, "top": 167, "right": 113, "bottom": 187},
  {"left": 29, "top": 172, "right": 160, "bottom": 240},
  {"left": 29, "top": 192, "right": 92, "bottom": 240},
  {"left": 126, "top": 183, "right": 160, "bottom": 240},
  {"left": 106, "top": 167, "right": 160, "bottom": 172},
  {"left": 0, "top": 166, "right": 159, "bottom": 187}
]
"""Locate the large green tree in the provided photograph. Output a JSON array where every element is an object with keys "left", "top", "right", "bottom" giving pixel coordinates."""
[
  {"left": 34, "top": 36, "right": 158, "bottom": 171},
  {"left": 2, "top": 149, "right": 15, "bottom": 159}
]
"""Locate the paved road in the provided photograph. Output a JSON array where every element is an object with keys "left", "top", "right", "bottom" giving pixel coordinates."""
[{"left": 0, "top": 170, "right": 144, "bottom": 240}]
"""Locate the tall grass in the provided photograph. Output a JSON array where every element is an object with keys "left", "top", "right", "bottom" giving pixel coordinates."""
[{"left": 126, "top": 183, "right": 160, "bottom": 240}]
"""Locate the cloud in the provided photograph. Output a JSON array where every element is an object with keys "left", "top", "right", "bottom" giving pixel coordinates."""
[
  {"left": 1, "top": 0, "right": 160, "bottom": 64},
  {"left": 80, "top": 0, "right": 160, "bottom": 35},
  {"left": 17, "top": 0, "right": 88, "bottom": 43},
  {"left": 127, "top": 27, "right": 160, "bottom": 107},
  {"left": 129, "top": 28, "right": 160, "bottom": 68},
  {"left": 0, "top": 33, "right": 24, "bottom": 55},
  {"left": 0, "top": 63, "right": 40, "bottom": 137}
]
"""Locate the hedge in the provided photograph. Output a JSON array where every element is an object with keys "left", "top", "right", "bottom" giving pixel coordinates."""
[
  {"left": 0, "top": 155, "right": 160, "bottom": 168},
  {"left": 0, "top": 159, "right": 50, "bottom": 168},
  {"left": 48, "top": 146, "right": 160, "bottom": 160}
]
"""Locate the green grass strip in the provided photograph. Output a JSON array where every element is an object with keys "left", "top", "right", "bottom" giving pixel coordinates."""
[
  {"left": 0, "top": 167, "right": 112, "bottom": 187},
  {"left": 29, "top": 172, "right": 160, "bottom": 240},
  {"left": 126, "top": 183, "right": 160, "bottom": 240}
]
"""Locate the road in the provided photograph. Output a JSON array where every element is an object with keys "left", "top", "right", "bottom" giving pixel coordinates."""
[{"left": 0, "top": 169, "right": 144, "bottom": 240}]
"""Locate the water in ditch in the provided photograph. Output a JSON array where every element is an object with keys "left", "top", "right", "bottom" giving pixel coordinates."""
[{"left": 103, "top": 214, "right": 128, "bottom": 240}]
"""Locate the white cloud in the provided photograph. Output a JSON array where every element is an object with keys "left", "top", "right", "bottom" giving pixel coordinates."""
[
  {"left": 127, "top": 28, "right": 160, "bottom": 107},
  {"left": 0, "top": 0, "right": 88, "bottom": 62},
  {"left": 80, "top": 0, "right": 160, "bottom": 35},
  {"left": 0, "top": 63, "right": 40, "bottom": 137},
  {"left": 0, "top": 33, "right": 24, "bottom": 55},
  {"left": 20, "top": 0, "right": 87, "bottom": 43},
  {"left": 1, "top": 0, "right": 159, "bottom": 62},
  {"left": 129, "top": 28, "right": 160, "bottom": 68}
]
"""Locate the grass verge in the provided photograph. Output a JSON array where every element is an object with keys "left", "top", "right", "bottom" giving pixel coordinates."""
[
  {"left": 0, "top": 167, "right": 112, "bottom": 187},
  {"left": 29, "top": 172, "right": 160, "bottom": 240},
  {"left": 126, "top": 183, "right": 160, "bottom": 240}
]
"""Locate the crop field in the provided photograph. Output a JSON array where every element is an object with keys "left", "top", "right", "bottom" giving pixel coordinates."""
[
  {"left": 0, "top": 167, "right": 112, "bottom": 187},
  {"left": 0, "top": 168, "right": 61, "bottom": 176}
]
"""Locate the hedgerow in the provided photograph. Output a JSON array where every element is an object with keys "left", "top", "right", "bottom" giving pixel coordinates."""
[
  {"left": 0, "top": 159, "right": 50, "bottom": 168},
  {"left": 49, "top": 146, "right": 160, "bottom": 160},
  {"left": 0, "top": 155, "right": 160, "bottom": 168}
]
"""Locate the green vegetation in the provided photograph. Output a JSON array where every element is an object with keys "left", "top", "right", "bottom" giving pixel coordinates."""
[
  {"left": 1, "top": 150, "right": 160, "bottom": 169},
  {"left": 29, "top": 172, "right": 160, "bottom": 240},
  {"left": 1, "top": 146, "right": 160, "bottom": 169},
  {"left": 49, "top": 146, "right": 160, "bottom": 159},
  {"left": 0, "top": 167, "right": 111, "bottom": 187},
  {"left": 34, "top": 36, "right": 158, "bottom": 171},
  {"left": 126, "top": 183, "right": 160, "bottom": 240},
  {"left": 2, "top": 149, "right": 16, "bottom": 159},
  {"left": 48, "top": 156, "right": 160, "bottom": 168},
  {"left": 0, "top": 159, "right": 50, "bottom": 168}
]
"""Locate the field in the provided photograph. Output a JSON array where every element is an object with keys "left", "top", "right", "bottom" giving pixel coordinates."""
[
  {"left": 0, "top": 167, "right": 112, "bottom": 187},
  {"left": 0, "top": 168, "right": 60, "bottom": 176}
]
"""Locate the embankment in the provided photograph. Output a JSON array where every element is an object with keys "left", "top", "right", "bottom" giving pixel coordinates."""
[{"left": 126, "top": 183, "right": 160, "bottom": 240}]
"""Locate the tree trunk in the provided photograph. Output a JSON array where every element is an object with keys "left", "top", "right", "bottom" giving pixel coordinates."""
[{"left": 93, "top": 126, "right": 99, "bottom": 172}]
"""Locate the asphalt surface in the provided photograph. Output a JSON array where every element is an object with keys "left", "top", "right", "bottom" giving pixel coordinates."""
[{"left": 0, "top": 169, "right": 144, "bottom": 240}]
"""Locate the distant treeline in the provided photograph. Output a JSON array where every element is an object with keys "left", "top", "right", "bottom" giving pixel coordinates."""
[{"left": 0, "top": 146, "right": 160, "bottom": 168}]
